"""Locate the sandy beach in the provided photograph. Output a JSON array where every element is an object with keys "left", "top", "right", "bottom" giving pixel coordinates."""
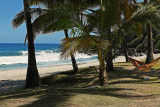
[
  {"left": 1, "top": 54, "right": 160, "bottom": 93},
  {"left": 0, "top": 60, "right": 99, "bottom": 93}
]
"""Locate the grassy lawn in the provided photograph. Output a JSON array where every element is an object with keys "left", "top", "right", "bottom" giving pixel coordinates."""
[{"left": 1, "top": 62, "right": 160, "bottom": 107}]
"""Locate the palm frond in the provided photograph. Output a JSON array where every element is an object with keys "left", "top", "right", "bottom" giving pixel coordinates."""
[
  {"left": 32, "top": 3, "right": 83, "bottom": 34},
  {"left": 120, "top": 3, "right": 160, "bottom": 36},
  {"left": 12, "top": 7, "right": 47, "bottom": 29},
  {"left": 60, "top": 35, "right": 109, "bottom": 59}
]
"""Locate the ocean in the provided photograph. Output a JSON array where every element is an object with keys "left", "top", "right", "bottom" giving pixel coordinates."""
[{"left": 0, "top": 43, "right": 97, "bottom": 70}]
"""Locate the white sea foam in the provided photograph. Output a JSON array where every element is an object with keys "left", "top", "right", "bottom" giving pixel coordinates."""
[
  {"left": 0, "top": 51, "right": 97, "bottom": 66},
  {"left": 21, "top": 51, "right": 28, "bottom": 55}
]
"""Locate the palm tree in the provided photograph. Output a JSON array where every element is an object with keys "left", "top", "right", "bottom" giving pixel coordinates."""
[
  {"left": 29, "top": 0, "right": 99, "bottom": 74},
  {"left": 103, "top": 0, "right": 137, "bottom": 70},
  {"left": 36, "top": 2, "right": 109, "bottom": 85},
  {"left": 22, "top": 0, "right": 40, "bottom": 88},
  {"left": 28, "top": 0, "right": 101, "bottom": 74},
  {"left": 12, "top": 1, "right": 80, "bottom": 74},
  {"left": 19, "top": 0, "right": 99, "bottom": 74}
]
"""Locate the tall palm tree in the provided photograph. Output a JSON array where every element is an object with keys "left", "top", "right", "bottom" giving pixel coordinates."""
[{"left": 22, "top": 0, "right": 40, "bottom": 88}]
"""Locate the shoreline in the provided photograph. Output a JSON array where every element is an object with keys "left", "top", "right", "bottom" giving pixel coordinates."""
[
  {"left": 0, "top": 59, "right": 98, "bottom": 72},
  {"left": 0, "top": 60, "right": 99, "bottom": 81}
]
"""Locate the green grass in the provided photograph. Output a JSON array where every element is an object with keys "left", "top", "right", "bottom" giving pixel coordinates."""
[{"left": 1, "top": 63, "right": 160, "bottom": 107}]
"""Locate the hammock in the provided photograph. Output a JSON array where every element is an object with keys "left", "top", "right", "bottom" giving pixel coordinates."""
[{"left": 128, "top": 57, "right": 160, "bottom": 72}]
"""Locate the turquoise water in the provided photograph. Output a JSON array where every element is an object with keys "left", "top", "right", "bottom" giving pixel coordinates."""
[{"left": 0, "top": 43, "right": 97, "bottom": 70}]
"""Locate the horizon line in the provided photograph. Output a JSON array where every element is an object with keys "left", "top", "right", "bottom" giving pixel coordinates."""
[{"left": 0, "top": 42, "right": 60, "bottom": 44}]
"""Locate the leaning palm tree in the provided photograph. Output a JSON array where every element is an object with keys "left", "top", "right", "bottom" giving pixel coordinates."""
[{"left": 16, "top": 0, "right": 40, "bottom": 88}]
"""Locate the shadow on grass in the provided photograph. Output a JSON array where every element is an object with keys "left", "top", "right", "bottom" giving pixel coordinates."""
[
  {"left": 0, "top": 86, "right": 154, "bottom": 107},
  {"left": 109, "top": 65, "right": 160, "bottom": 80},
  {"left": 0, "top": 65, "right": 159, "bottom": 106},
  {"left": 0, "top": 80, "right": 25, "bottom": 93}
]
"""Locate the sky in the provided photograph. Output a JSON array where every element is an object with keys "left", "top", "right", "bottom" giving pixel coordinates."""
[
  {"left": 0, "top": 0, "right": 143, "bottom": 43},
  {"left": 0, "top": 0, "right": 64, "bottom": 43}
]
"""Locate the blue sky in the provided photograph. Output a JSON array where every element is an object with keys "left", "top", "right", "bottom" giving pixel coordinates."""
[
  {"left": 0, "top": 0, "right": 143, "bottom": 43},
  {"left": 0, "top": 0, "right": 64, "bottom": 43}
]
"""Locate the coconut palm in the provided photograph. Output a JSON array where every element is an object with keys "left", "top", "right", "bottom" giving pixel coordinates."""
[{"left": 21, "top": 0, "right": 40, "bottom": 88}]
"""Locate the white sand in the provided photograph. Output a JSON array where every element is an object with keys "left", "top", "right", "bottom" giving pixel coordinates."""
[
  {"left": 1, "top": 53, "right": 160, "bottom": 93},
  {"left": 0, "top": 61, "right": 99, "bottom": 81}
]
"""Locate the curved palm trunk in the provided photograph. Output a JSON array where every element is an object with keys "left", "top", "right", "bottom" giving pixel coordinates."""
[
  {"left": 23, "top": 0, "right": 40, "bottom": 88},
  {"left": 64, "top": 29, "right": 78, "bottom": 74},
  {"left": 144, "top": 0, "right": 154, "bottom": 64}
]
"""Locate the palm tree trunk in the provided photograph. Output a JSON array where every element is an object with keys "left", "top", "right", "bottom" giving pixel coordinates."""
[
  {"left": 145, "top": 24, "right": 154, "bottom": 64},
  {"left": 23, "top": 0, "right": 40, "bottom": 88},
  {"left": 144, "top": 0, "right": 154, "bottom": 64},
  {"left": 106, "top": 47, "right": 114, "bottom": 71},
  {"left": 98, "top": 51, "right": 108, "bottom": 86},
  {"left": 123, "top": 40, "right": 129, "bottom": 62},
  {"left": 64, "top": 29, "right": 78, "bottom": 74},
  {"left": 105, "top": 27, "right": 114, "bottom": 71},
  {"left": 99, "top": 67, "right": 107, "bottom": 86}
]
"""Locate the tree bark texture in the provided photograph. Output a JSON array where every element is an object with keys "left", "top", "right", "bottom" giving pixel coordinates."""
[
  {"left": 23, "top": 0, "right": 41, "bottom": 88},
  {"left": 99, "top": 67, "right": 108, "bottom": 86}
]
